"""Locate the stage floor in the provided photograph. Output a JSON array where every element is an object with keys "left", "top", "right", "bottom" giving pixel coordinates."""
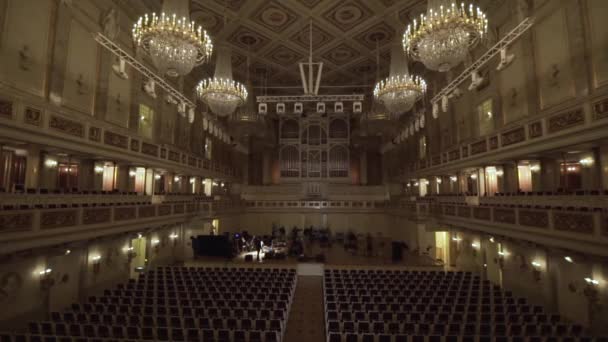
[{"left": 186, "top": 241, "right": 443, "bottom": 270}]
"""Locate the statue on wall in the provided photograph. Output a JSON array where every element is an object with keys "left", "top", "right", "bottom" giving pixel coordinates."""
[{"left": 102, "top": 7, "right": 119, "bottom": 41}]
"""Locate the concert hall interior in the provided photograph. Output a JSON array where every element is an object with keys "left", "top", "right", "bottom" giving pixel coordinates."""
[{"left": 1, "top": 0, "right": 608, "bottom": 341}]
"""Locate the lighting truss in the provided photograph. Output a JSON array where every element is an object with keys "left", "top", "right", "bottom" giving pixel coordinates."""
[
  {"left": 430, "top": 17, "right": 534, "bottom": 105},
  {"left": 256, "top": 94, "right": 364, "bottom": 103},
  {"left": 94, "top": 32, "right": 195, "bottom": 108}
]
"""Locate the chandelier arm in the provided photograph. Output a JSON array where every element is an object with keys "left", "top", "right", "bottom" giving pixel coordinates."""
[{"left": 95, "top": 32, "right": 194, "bottom": 108}]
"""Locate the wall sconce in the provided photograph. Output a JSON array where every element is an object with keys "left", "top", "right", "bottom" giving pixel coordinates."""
[
  {"left": 213, "top": 181, "right": 219, "bottom": 186},
  {"left": 531, "top": 261, "right": 542, "bottom": 282},
  {"left": 137, "top": 233, "right": 143, "bottom": 239},
  {"left": 414, "top": 182, "right": 419, "bottom": 186},
  {"left": 495, "top": 170, "right": 504, "bottom": 176},
  {"left": 471, "top": 242, "right": 480, "bottom": 249},
  {"left": 91, "top": 255, "right": 101, "bottom": 274},
  {"left": 154, "top": 174, "right": 161, "bottom": 180},
  {"left": 94, "top": 166, "right": 104, "bottom": 174},
  {"left": 220, "top": 182, "right": 225, "bottom": 187},
  {"left": 123, "top": 246, "right": 136, "bottom": 263},
  {"left": 39, "top": 268, "right": 54, "bottom": 290},
  {"left": 44, "top": 159, "right": 58, "bottom": 168},
  {"left": 65, "top": 249, "right": 71, "bottom": 255},
  {"left": 450, "top": 176, "right": 457, "bottom": 182},
  {"left": 470, "top": 174, "right": 477, "bottom": 180},
  {"left": 129, "top": 170, "right": 136, "bottom": 177},
  {"left": 530, "top": 164, "right": 541, "bottom": 172},
  {"left": 174, "top": 176, "right": 180, "bottom": 182},
  {"left": 564, "top": 256, "right": 573, "bottom": 263},
  {"left": 151, "top": 239, "right": 160, "bottom": 246},
  {"left": 169, "top": 233, "right": 179, "bottom": 240},
  {"left": 452, "top": 237, "right": 461, "bottom": 242},
  {"left": 580, "top": 157, "right": 594, "bottom": 167},
  {"left": 489, "top": 237, "right": 495, "bottom": 243},
  {"left": 584, "top": 277, "right": 600, "bottom": 286},
  {"left": 189, "top": 178, "right": 195, "bottom": 184},
  {"left": 436, "top": 177, "right": 442, "bottom": 184}
]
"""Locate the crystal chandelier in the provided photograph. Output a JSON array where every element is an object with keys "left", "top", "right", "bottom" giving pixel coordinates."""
[
  {"left": 197, "top": 46, "right": 247, "bottom": 117},
  {"left": 374, "top": 44, "right": 426, "bottom": 115},
  {"left": 363, "top": 40, "right": 397, "bottom": 136},
  {"left": 133, "top": 0, "right": 213, "bottom": 77},
  {"left": 403, "top": 0, "right": 487, "bottom": 72}
]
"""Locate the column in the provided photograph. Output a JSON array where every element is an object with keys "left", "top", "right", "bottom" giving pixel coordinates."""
[
  {"left": 78, "top": 159, "right": 95, "bottom": 191},
  {"left": 25, "top": 146, "right": 41, "bottom": 189},
  {"left": 262, "top": 150, "right": 271, "bottom": 185},
  {"left": 540, "top": 158, "right": 559, "bottom": 192},
  {"left": 40, "top": 153, "right": 58, "bottom": 190},
  {"left": 502, "top": 162, "right": 519, "bottom": 193},
  {"left": 599, "top": 145, "right": 608, "bottom": 190},
  {"left": 360, "top": 150, "right": 368, "bottom": 186},
  {"left": 115, "top": 164, "right": 129, "bottom": 192}
]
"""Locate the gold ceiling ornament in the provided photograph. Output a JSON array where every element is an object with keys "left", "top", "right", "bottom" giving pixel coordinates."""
[
  {"left": 374, "top": 44, "right": 426, "bottom": 115},
  {"left": 403, "top": 0, "right": 487, "bottom": 72},
  {"left": 197, "top": 46, "right": 248, "bottom": 117},
  {"left": 132, "top": 0, "right": 213, "bottom": 77}
]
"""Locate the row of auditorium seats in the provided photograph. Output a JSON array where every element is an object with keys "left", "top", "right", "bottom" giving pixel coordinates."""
[
  {"left": 327, "top": 332, "right": 607, "bottom": 342},
  {"left": 1, "top": 267, "right": 296, "bottom": 342},
  {"left": 324, "top": 269, "right": 606, "bottom": 342}
]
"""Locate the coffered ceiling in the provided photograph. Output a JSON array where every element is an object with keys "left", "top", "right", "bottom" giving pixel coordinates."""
[{"left": 188, "top": 0, "right": 428, "bottom": 96}]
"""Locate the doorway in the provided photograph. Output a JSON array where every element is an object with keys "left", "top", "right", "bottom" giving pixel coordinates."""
[{"left": 129, "top": 236, "right": 147, "bottom": 278}]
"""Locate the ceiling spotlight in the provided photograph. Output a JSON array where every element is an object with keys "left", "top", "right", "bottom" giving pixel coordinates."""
[{"left": 564, "top": 256, "right": 573, "bottom": 263}]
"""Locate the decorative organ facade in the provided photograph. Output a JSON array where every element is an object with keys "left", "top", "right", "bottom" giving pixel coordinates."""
[{"left": 279, "top": 109, "right": 350, "bottom": 182}]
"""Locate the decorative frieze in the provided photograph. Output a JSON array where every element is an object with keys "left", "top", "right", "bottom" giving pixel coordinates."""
[
  {"left": 141, "top": 142, "right": 158, "bottom": 157},
  {"left": 489, "top": 136, "right": 499, "bottom": 150},
  {"left": 41, "top": 210, "right": 77, "bottom": 229},
  {"left": 553, "top": 212, "right": 593, "bottom": 234},
  {"left": 0, "top": 212, "right": 33, "bottom": 232},
  {"left": 114, "top": 207, "right": 136, "bottom": 221},
  {"left": 138, "top": 206, "right": 156, "bottom": 218},
  {"left": 448, "top": 149, "right": 460, "bottom": 162},
  {"left": 83, "top": 208, "right": 111, "bottom": 225},
  {"left": 593, "top": 98, "right": 608, "bottom": 120},
  {"left": 518, "top": 210, "right": 548, "bottom": 228},
  {"left": 529, "top": 121, "right": 542, "bottom": 138},
  {"left": 173, "top": 204, "right": 184, "bottom": 214},
  {"left": 457, "top": 206, "right": 471, "bottom": 218},
  {"left": 444, "top": 205, "right": 456, "bottom": 216},
  {"left": 104, "top": 131, "right": 128, "bottom": 149},
  {"left": 501, "top": 127, "right": 525, "bottom": 146},
  {"left": 470, "top": 140, "right": 487, "bottom": 155},
  {"left": 494, "top": 208, "right": 516, "bottom": 224},
  {"left": 188, "top": 156, "right": 196, "bottom": 167},
  {"left": 0, "top": 99, "right": 13, "bottom": 119},
  {"left": 89, "top": 127, "right": 101, "bottom": 142},
  {"left": 473, "top": 207, "right": 491, "bottom": 220},
  {"left": 49, "top": 115, "right": 84, "bottom": 137},
  {"left": 168, "top": 150, "right": 180, "bottom": 162},
  {"left": 548, "top": 109, "right": 584, "bottom": 133},
  {"left": 158, "top": 205, "right": 171, "bottom": 216},
  {"left": 461, "top": 146, "right": 469, "bottom": 158},
  {"left": 24, "top": 107, "right": 42, "bottom": 126},
  {"left": 130, "top": 139, "right": 139, "bottom": 152}
]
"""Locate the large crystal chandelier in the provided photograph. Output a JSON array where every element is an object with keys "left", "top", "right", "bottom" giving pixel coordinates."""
[
  {"left": 133, "top": 0, "right": 213, "bottom": 77},
  {"left": 197, "top": 46, "right": 247, "bottom": 117},
  {"left": 403, "top": 0, "right": 487, "bottom": 72},
  {"left": 374, "top": 44, "right": 426, "bottom": 115},
  {"left": 361, "top": 41, "right": 398, "bottom": 137}
]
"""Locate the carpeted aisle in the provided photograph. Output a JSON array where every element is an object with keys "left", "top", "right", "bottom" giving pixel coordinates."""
[{"left": 284, "top": 276, "right": 326, "bottom": 342}]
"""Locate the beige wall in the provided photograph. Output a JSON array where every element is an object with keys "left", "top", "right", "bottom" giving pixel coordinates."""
[
  {"left": 0, "top": 225, "right": 184, "bottom": 328},
  {"left": 446, "top": 229, "right": 608, "bottom": 333}
]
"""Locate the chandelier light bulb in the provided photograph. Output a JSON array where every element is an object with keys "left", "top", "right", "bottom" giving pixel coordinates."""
[
  {"left": 403, "top": 1, "right": 488, "bottom": 72},
  {"left": 132, "top": 8, "right": 213, "bottom": 77}
]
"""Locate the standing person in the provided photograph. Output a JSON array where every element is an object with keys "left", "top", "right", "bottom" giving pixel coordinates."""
[
  {"left": 254, "top": 236, "right": 262, "bottom": 261},
  {"left": 366, "top": 233, "right": 373, "bottom": 257}
]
